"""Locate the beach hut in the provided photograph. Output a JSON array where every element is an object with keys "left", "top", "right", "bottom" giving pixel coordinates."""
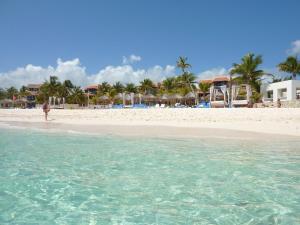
[
  {"left": 99, "top": 95, "right": 110, "bottom": 107},
  {"left": 14, "top": 98, "right": 28, "bottom": 108},
  {"left": 0, "top": 99, "right": 13, "bottom": 108},
  {"left": 184, "top": 92, "right": 196, "bottom": 106},
  {"left": 143, "top": 94, "right": 156, "bottom": 106},
  {"left": 160, "top": 94, "right": 169, "bottom": 105},
  {"left": 169, "top": 94, "right": 183, "bottom": 106}
]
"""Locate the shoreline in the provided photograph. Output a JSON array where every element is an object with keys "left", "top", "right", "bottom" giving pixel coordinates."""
[
  {"left": 1, "top": 121, "right": 299, "bottom": 141},
  {"left": 1, "top": 108, "right": 300, "bottom": 140}
]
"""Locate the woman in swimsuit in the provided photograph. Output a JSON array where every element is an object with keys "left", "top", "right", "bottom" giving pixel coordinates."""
[{"left": 42, "top": 101, "right": 50, "bottom": 121}]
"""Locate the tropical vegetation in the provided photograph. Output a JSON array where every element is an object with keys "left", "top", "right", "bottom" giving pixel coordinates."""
[
  {"left": 0, "top": 55, "right": 298, "bottom": 105},
  {"left": 278, "top": 56, "right": 300, "bottom": 80}
]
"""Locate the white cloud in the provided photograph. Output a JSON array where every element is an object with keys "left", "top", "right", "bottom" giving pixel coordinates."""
[
  {"left": 287, "top": 40, "right": 300, "bottom": 55},
  {"left": 0, "top": 58, "right": 87, "bottom": 88},
  {"left": 89, "top": 64, "right": 175, "bottom": 85},
  {"left": 122, "top": 54, "right": 142, "bottom": 64},
  {"left": 196, "top": 67, "right": 229, "bottom": 80},
  {"left": 0, "top": 58, "right": 176, "bottom": 88}
]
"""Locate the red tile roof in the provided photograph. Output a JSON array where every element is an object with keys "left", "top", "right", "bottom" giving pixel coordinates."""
[
  {"left": 84, "top": 85, "right": 98, "bottom": 90},
  {"left": 200, "top": 79, "right": 213, "bottom": 84},
  {"left": 212, "top": 76, "right": 229, "bottom": 82}
]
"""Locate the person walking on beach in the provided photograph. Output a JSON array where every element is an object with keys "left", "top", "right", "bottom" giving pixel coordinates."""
[{"left": 42, "top": 101, "right": 50, "bottom": 121}]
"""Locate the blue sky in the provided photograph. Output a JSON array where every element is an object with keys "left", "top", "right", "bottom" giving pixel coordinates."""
[{"left": 0, "top": 0, "right": 299, "bottom": 87}]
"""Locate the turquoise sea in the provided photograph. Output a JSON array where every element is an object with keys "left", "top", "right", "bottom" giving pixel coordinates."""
[{"left": 0, "top": 128, "right": 299, "bottom": 225}]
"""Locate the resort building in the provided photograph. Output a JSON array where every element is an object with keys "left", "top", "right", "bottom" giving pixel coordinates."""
[
  {"left": 261, "top": 80, "right": 300, "bottom": 102},
  {"left": 26, "top": 84, "right": 42, "bottom": 108},
  {"left": 212, "top": 76, "right": 230, "bottom": 87},
  {"left": 84, "top": 85, "right": 98, "bottom": 98}
]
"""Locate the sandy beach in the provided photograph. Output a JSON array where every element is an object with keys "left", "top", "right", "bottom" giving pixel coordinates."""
[{"left": 0, "top": 108, "right": 300, "bottom": 139}]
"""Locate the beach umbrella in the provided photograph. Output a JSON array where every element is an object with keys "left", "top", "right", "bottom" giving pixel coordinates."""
[
  {"left": 184, "top": 92, "right": 196, "bottom": 99},
  {"left": 99, "top": 95, "right": 109, "bottom": 100},
  {"left": 160, "top": 94, "right": 169, "bottom": 100},
  {"left": 170, "top": 94, "right": 183, "bottom": 99},
  {"left": 143, "top": 94, "right": 155, "bottom": 100}
]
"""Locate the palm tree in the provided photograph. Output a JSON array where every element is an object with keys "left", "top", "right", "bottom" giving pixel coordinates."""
[
  {"left": 278, "top": 56, "right": 300, "bottom": 80},
  {"left": 176, "top": 56, "right": 191, "bottom": 73},
  {"left": 19, "top": 86, "right": 30, "bottom": 98},
  {"left": 139, "top": 79, "right": 154, "bottom": 95},
  {"left": 198, "top": 82, "right": 211, "bottom": 102},
  {"left": 112, "top": 81, "right": 124, "bottom": 93},
  {"left": 125, "top": 83, "right": 137, "bottom": 93},
  {"left": 98, "top": 82, "right": 111, "bottom": 96},
  {"left": 179, "top": 72, "right": 198, "bottom": 102},
  {"left": 0, "top": 88, "right": 7, "bottom": 100},
  {"left": 176, "top": 57, "right": 198, "bottom": 103},
  {"left": 6, "top": 87, "right": 18, "bottom": 99},
  {"left": 162, "top": 77, "right": 176, "bottom": 94},
  {"left": 69, "top": 86, "right": 85, "bottom": 105},
  {"left": 199, "top": 82, "right": 211, "bottom": 93},
  {"left": 60, "top": 80, "right": 74, "bottom": 98},
  {"left": 46, "top": 76, "right": 61, "bottom": 97},
  {"left": 230, "top": 53, "right": 265, "bottom": 93}
]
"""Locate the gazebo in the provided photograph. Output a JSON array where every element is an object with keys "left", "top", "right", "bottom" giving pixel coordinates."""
[{"left": 231, "top": 84, "right": 252, "bottom": 107}]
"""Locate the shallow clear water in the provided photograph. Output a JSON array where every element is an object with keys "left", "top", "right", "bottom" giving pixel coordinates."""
[{"left": 0, "top": 128, "right": 299, "bottom": 225}]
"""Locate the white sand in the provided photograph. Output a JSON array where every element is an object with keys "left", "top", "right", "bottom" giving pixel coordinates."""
[{"left": 0, "top": 108, "right": 300, "bottom": 138}]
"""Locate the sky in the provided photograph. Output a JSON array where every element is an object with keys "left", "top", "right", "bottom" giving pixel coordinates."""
[{"left": 0, "top": 0, "right": 300, "bottom": 88}]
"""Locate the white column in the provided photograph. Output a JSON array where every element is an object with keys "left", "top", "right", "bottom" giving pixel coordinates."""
[
  {"left": 273, "top": 88, "right": 278, "bottom": 102},
  {"left": 287, "top": 81, "right": 295, "bottom": 101}
]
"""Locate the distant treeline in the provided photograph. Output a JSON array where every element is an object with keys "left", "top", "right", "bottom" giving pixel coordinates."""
[{"left": 0, "top": 55, "right": 299, "bottom": 104}]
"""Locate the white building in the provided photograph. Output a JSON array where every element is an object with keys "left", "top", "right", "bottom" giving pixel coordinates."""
[{"left": 261, "top": 80, "right": 300, "bottom": 102}]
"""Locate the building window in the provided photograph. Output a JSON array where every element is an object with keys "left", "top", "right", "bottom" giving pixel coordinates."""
[
  {"left": 278, "top": 88, "right": 287, "bottom": 100},
  {"left": 267, "top": 90, "right": 273, "bottom": 99}
]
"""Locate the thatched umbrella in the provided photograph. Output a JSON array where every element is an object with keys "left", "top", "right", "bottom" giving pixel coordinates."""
[
  {"left": 143, "top": 94, "right": 156, "bottom": 105},
  {"left": 184, "top": 92, "right": 197, "bottom": 106},
  {"left": 99, "top": 95, "right": 110, "bottom": 105},
  {"left": 15, "top": 98, "right": 28, "bottom": 108},
  {"left": 184, "top": 92, "right": 196, "bottom": 99},
  {"left": 0, "top": 99, "right": 13, "bottom": 108},
  {"left": 169, "top": 94, "right": 183, "bottom": 105},
  {"left": 170, "top": 94, "right": 183, "bottom": 100},
  {"left": 160, "top": 94, "right": 169, "bottom": 100}
]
